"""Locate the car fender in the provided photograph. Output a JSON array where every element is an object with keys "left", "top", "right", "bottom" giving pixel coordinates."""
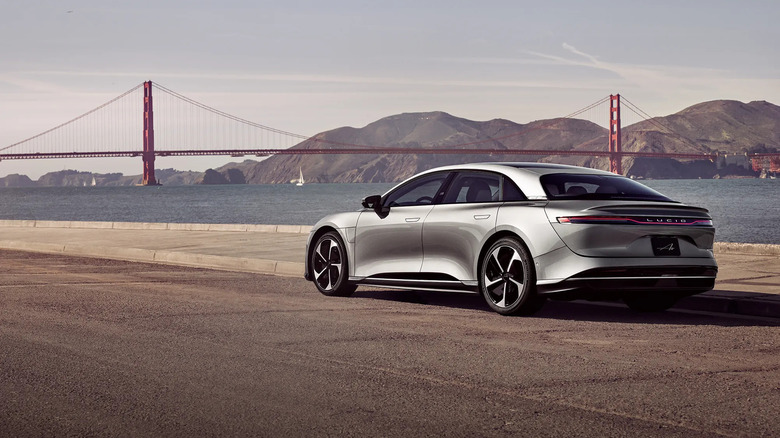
[{"left": 305, "top": 211, "right": 363, "bottom": 281}]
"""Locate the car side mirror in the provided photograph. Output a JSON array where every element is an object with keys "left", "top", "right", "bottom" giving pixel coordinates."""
[
  {"left": 361, "top": 194, "right": 380, "bottom": 209},
  {"left": 361, "top": 194, "right": 388, "bottom": 218}
]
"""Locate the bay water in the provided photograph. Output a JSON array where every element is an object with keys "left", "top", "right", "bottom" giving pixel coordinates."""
[{"left": 0, "top": 179, "right": 777, "bottom": 244}]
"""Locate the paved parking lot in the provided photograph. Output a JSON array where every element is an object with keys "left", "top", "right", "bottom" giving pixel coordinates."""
[{"left": 1, "top": 250, "right": 778, "bottom": 437}]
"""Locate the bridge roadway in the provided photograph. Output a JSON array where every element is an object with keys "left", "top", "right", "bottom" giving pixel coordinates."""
[{"left": 0, "top": 221, "right": 779, "bottom": 436}]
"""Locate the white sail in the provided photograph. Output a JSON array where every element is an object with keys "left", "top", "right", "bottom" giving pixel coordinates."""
[{"left": 296, "top": 167, "right": 304, "bottom": 186}]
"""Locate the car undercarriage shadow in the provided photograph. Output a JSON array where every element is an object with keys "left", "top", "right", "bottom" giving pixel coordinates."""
[{"left": 349, "top": 288, "right": 778, "bottom": 327}]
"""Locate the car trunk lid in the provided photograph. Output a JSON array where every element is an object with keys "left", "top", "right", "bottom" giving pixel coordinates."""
[{"left": 545, "top": 201, "right": 715, "bottom": 258}]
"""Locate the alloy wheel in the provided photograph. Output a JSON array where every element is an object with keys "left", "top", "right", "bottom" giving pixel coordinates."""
[
  {"left": 483, "top": 245, "right": 525, "bottom": 308},
  {"left": 313, "top": 237, "right": 343, "bottom": 292},
  {"left": 311, "top": 232, "right": 356, "bottom": 297}
]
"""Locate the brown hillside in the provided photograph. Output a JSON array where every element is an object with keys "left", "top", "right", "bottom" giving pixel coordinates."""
[
  {"left": 631, "top": 100, "right": 780, "bottom": 153},
  {"left": 233, "top": 99, "right": 780, "bottom": 183},
  {"left": 242, "top": 112, "right": 607, "bottom": 183}
]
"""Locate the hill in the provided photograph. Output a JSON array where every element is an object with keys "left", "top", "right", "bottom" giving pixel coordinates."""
[
  {"left": 618, "top": 100, "right": 780, "bottom": 178},
  {"left": 237, "top": 100, "right": 780, "bottom": 183},
  {"left": 241, "top": 111, "right": 607, "bottom": 183}
]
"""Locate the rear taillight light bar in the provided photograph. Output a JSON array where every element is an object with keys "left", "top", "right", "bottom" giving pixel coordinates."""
[{"left": 557, "top": 216, "right": 713, "bottom": 226}]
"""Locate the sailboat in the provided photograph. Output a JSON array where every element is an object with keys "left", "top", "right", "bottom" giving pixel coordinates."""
[{"left": 296, "top": 167, "right": 305, "bottom": 186}]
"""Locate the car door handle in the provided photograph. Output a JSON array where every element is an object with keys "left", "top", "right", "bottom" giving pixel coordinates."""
[
  {"left": 405, "top": 217, "right": 420, "bottom": 223},
  {"left": 474, "top": 214, "right": 491, "bottom": 220}
]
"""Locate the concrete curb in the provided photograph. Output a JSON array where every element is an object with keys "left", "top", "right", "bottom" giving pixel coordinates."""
[
  {"left": 0, "top": 240, "right": 304, "bottom": 278},
  {"left": 713, "top": 242, "right": 780, "bottom": 256},
  {"left": 676, "top": 292, "right": 780, "bottom": 319},
  {"left": 0, "top": 220, "right": 313, "bottom": 235}
]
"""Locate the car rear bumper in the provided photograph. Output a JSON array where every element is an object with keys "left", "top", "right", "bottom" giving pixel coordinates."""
[
  {"left": 536, "top": 265, "right": 717, "bottom": 296},
  {"left": 534, "top": 245, "right": 717, "bottom": 296}
]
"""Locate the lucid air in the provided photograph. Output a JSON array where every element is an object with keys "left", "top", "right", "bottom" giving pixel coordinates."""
[{"left": 304, "top": 163, "right": 717, "bottom": 315}]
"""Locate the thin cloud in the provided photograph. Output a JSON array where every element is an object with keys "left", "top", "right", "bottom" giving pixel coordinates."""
[
  {"left": 561, "top": 43, "right": 601, "bottom": 65},
  {"left": 528, "top": 43, "right": 752, "bottom": 90},
  {"left": 441, "top": 45, "right": 780, "bottom": 109},
  {"left": 436, "top": 56, "right": 559, "bottom": 66},
  {"left": 0, "top": 75, "right": 75, "bottom": 94}
]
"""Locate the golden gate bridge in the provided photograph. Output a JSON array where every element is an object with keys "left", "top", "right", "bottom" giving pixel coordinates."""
[{"left": 1, "top": 81, "right": 778, "bottom": 185}]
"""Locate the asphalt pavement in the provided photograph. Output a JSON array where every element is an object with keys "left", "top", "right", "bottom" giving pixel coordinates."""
[
  {"left": 1, "top": 250, "right": 778, "bottom": 437},
  {"left": 0, "top": 219, "right": 778, "bottom": 318}
]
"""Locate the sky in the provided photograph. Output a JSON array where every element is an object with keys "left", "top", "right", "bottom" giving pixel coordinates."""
[{"left": 1, "top": 0, "right": 778, "bottom": 179}]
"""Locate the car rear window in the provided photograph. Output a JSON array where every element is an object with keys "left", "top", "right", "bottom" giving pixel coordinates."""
[{"left": 540, "top": 174, "right": 674, "bottom": 202}]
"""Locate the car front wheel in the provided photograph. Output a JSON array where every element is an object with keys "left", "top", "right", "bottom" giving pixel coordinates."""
[
  {"left": 479, "top": 237, "right": 545, "bottom": 316},
  {"left": 311, "top": 231, "right": 356, "bottom": 297}
]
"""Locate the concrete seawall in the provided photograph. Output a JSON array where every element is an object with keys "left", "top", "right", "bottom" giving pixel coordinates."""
[
  {"left": 0, "top": 220, "right": 311, "bottom": 277},
  {"left": 0, "top": 219, "right": 312, "bottom": 235}
]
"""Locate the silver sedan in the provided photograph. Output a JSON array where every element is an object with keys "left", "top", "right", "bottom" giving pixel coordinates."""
[{"left": 304, "top": 163, "right": 717, "bottom": 315}]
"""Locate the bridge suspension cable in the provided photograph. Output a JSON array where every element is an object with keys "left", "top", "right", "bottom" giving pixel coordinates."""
[
  {"left": 148, "top": 82, "right": 306, "bottom": 153},
  {"left": 560, "top": 95, "right": 611, "bottom": 121},
  {"left": 620, "top": 96, "right": 705, "bottom": 153},
  {"left": 2, "top": 82, "right": 614, "bottom": 155},
  {"left": 152, "top": 82, "right": 309, "bottom": 141},
  {"left": 0, "top": 83, "right": 145, "bottom": 154}
]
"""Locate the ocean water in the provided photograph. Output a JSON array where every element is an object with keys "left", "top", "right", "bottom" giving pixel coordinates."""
[
  {"left": 642, "top": 179, "right": 779, "bottom": 245},
  {"left": 0, "top": 179, "right": 777, "bottom": 244},
  {"left": 0, "top": 184, "right": 395, "bottom": 227}
]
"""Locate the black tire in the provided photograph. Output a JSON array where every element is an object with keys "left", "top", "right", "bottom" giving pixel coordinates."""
[
  {"left": 623, "top": 293, "right": 678, "bottom": 312},
  {"left": 311, "top": 231, "right": 357, "bottom": 297},
  {"left": 479, "top": 237, "right": 545, "bottom": 316}
]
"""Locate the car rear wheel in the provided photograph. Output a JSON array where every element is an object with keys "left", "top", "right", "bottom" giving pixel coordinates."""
[
  {"left": 623, "top": 293, "right": 678, "bottom": 312},
  {"left": 480, "top": 237, "right": 545, "bottom": 316},
  {"left": 311, "top": 231, "right": 356, "bottom": 297}
]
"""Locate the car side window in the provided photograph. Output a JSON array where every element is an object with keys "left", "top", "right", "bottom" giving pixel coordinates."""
[
  {"left": 442, "top": 172, "right": 501, "bottom": 204},
  {"left": 384, "top": 172, "right": 450, "bottom": 207},
  {"left": 502, "top": 177, "right": 527, "bottom": 201}
]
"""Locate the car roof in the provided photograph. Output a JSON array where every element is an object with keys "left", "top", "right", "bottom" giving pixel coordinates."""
[
  {"left": 424, "top": 162, "right": 612, "bottom": 175},
  {"left": 404, "top": 162, "right": 616, "bottom": 200}
]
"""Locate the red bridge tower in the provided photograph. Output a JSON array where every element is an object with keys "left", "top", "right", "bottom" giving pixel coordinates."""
[
  {"left": 608, "top": 94, "right": 623, "bottom": 174},
  {"left": 142, "top": 81, "right": 160, "bottom": 185}
]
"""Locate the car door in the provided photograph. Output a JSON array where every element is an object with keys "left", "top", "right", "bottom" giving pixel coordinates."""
[
  {"left": 421, "top": 171, "right": 522, "bottom": 281},
  {"left": 354, "top": 172, "right": 451, "bottom": 277}
]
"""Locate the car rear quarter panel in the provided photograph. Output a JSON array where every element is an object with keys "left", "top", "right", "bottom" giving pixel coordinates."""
[{"left": 494, "top": 201, "right": 567, "bottom": 275}]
